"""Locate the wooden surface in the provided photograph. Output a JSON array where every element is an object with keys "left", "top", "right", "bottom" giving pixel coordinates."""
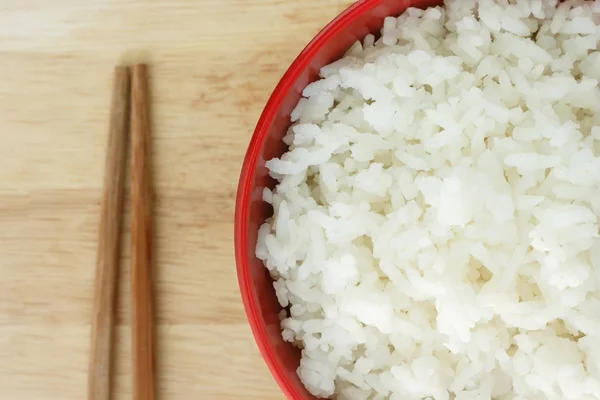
[{"left": 0, "top": 1, "right": 353, "bottom": 399}]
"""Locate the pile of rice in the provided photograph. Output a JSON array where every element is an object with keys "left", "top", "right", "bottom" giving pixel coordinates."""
[{"left": 256, "top": 0, "right": 600, "bottom": 398}]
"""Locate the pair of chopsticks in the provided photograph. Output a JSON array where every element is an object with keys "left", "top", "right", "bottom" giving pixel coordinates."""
[{"left": 88, "top": 65, "right": 155, "bottom": 400}]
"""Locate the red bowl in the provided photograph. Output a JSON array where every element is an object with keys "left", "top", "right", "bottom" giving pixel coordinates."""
[{"left": 235, "top": 0, "right": 441, "bottom": 398}]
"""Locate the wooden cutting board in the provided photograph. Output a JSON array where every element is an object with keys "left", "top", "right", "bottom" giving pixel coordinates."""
[{"left": 0, "top": 0, "right": 353, "bottom": 398}]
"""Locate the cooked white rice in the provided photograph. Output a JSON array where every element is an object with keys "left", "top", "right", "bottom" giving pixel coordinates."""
[{"left": 256, "top": 0, "right": 600, "bottom": 398}]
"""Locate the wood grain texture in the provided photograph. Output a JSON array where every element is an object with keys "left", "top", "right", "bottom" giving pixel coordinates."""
[
  {"left": 88, "top": 66, "right": 130, "bottom": 400},
  {"left": 130, "top": 64, "right": 156, "bottom": 400},
  {"left": 0, "top": 0, "right": 354, "bottom": 399}
]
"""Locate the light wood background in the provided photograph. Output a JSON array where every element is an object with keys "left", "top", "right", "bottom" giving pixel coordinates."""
[{"left": 0, "top": 0, "right": 354, "bottom": 399}]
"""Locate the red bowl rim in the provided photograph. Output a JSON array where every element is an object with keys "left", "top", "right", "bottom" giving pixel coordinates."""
[{"left": 234, "top": 0, "right": 386, "bottom": 398}]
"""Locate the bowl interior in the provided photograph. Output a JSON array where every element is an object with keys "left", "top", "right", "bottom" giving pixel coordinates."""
[{"left": 235, "top": 0, "right": 442, "bottom": 398}]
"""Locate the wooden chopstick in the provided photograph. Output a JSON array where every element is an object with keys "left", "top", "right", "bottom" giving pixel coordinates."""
[
  {"left": 130, "top": 63, "right": 156, "bottom": 400},
  {"left": 88, "top": 66, "right": 131, "bottom": 400}
]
